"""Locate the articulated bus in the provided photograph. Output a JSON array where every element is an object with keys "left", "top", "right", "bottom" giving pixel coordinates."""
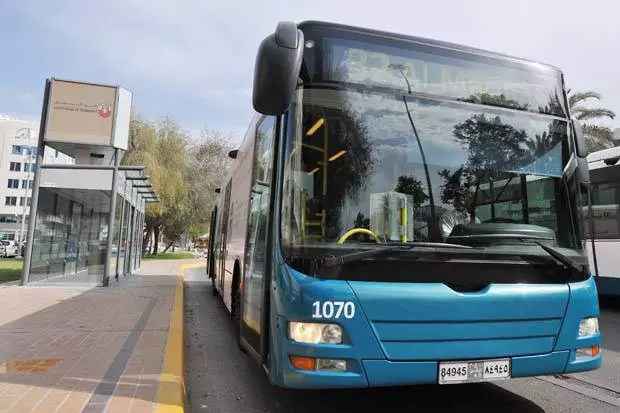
[
  {"left": 585, "top": 146, "right": 620, "bottom": 297},
  {"left": 207, "top": 20, "right": 601, "bottom": 389}
]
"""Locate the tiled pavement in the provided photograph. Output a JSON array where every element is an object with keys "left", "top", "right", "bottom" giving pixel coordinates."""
[{"left": 0, "top": 259, "right": 203, "bottom": 413}]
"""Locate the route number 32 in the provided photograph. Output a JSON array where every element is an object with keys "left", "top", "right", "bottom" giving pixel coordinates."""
[{"left": 312, "top": 301, "right": 355, "bottom": 319}]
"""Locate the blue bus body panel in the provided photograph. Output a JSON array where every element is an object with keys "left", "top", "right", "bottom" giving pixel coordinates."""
[
  {"left": 557, "top": 276, "right": 602, "bottom": 373},
  {"left": 268, "top": 264, "right": 601, "bottom": 389},
  {"left": 349, "top": 282, "right": 569, "bottom": 361},
  {"left": 363, "top": 351, "right": 571, "bottom": 387}
]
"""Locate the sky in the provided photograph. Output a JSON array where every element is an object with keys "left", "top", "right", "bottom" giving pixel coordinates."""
[{"left": 0, "top": 0, "right": 618, "bottom": 144}]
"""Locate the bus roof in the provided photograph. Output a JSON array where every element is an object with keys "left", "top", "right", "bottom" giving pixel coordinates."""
[
  {"left": 587, "top": 146, "right": 620, "bottom": 170},
  {"left": 297, "top": 20, "right": 564, "bottom": 75}
]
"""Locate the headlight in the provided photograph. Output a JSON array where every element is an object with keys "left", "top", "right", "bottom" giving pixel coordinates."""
[
  {"left": 288, "top": 322, "right": 343, "bottom": 344},
  {"left": 579, "top": 317, "right": 599, "bottom": 337}
]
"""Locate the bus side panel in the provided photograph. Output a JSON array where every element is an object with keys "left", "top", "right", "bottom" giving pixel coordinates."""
[
  {"left": 267, "top": 263, "right": 384, "bottom": 388},
  {"left": 220, "top": 120, "right": 258, "bottom": 311},
  {"left": 211, "top": 196, "right": 224, "bottom": 294},
  {"left": 586, "top": 239, "right": 620, "bottom": 296},
  {"left": 556, "top": 277, "right": 602, "bottom": 373}
]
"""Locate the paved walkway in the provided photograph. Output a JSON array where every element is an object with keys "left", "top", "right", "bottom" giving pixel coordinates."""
[{"left": 0, "top": 259, "right": 204, "bottom": 413}]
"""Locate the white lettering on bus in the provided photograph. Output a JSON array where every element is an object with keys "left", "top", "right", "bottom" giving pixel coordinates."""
[{"left": 312, "top": 301, "right": 356, "bottom": 319}]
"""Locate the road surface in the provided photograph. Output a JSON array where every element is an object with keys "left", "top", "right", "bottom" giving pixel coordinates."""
[{"left": 184, "top": 267, "right": 620, "bottom": 413}]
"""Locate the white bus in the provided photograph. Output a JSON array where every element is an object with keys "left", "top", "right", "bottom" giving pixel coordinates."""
[{"left": 585, "top": 145, "right": 620, "bottom": 297}]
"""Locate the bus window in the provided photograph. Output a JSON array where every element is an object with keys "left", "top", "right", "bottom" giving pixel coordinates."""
[
  {"left": 242, "top": 116, "right": 276, "bottom": 350},
  {"left": 588, "top": 182, "right": 620, "bottom": 239}
]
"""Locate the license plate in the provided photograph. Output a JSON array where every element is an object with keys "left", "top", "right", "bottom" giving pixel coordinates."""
[{"left": 438, "top": 358, "right": 511, "bottom": 384}]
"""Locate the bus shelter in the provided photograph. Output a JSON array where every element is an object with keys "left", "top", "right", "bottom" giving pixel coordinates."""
[
  {"left": 20, "top": 77, "right": 159, "bottom": 286},
  {"left": 22, "top": 165, "right": 157, "bottom": 285}
]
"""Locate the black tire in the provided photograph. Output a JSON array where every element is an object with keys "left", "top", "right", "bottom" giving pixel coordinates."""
[
  {"left": 231, "top": 285, "right": 246, "bottom": 353},
  {"left": 232, "top": 287, "right": 241, "bottom": 327},
  {"left": 210, "top": 276, "right": 218, "bottom": 296}
]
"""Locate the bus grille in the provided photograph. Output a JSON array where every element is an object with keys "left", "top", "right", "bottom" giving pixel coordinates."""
[{"left": 371, "top": 318, "right": 562, "bottom": 361}]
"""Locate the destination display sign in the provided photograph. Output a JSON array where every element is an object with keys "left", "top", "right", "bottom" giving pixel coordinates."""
[{"left": 325, "top": 38, "right": 565, "bottom": 116}]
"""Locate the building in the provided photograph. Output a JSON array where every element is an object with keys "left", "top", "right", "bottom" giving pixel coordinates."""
[{"left": 0, "top": 114, "right": 73, "bottom": 242}]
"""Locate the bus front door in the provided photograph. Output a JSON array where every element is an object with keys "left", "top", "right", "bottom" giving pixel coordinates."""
[{"left": 241, "top": 116, "right": 276, "bottom": 353}]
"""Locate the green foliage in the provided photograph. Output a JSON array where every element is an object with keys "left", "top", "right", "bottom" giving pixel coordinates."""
[
  {"left": 568, "top": 90, "right": 616, "bottom": 152},
  {"left": 395, "top": 175, "right": 428, "bottom": 208},
  {"left": 185, "top": 130, "right": 234, "bottom": 237},
  {"left": 453, "top": 113, "right": 529, "bottom": 174},
  {"left": 460, "top": 92, "right": 529, "bottom": 111},
  {"left": 123, "top": 117, "right": 233, "bottom": 254},
  {"left": 0, "top": 259, "right": 23, "bottom": 283}
]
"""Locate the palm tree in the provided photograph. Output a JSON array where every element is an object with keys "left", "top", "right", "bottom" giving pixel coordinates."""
[{"left": 568, "top": 90, "right": 616, "bottom": 152}]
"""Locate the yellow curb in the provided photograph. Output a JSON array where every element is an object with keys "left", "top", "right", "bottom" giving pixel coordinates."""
[{"left": 155, "top": 262, "right": 205, "bottom": 412}]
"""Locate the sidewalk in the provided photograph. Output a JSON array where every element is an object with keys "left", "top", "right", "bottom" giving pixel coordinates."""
[{"left": 0, "top": 259, "right": 204, "bottom": 413}]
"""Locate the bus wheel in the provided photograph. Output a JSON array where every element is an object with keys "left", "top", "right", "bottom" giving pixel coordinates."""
[
  {"left": 211, "top": 276, "right": 218, "bottom": 296},
  {"left": 231, "top": 285, "right": 246, "bottom": 353}
]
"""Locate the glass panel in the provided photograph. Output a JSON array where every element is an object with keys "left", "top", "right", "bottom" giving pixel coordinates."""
[
  {"left": 108, "top": 196, "right": 123, "bottom": 278},
  {"left": 280, "top": 87, "right": 581, "bottom": 280},
  {"left": 124, "top": 205, "right": 134, "bottom": 275},
  {"left": 29, "top": 189, "right": 110, "bottom": 284},
  {"left": 63, "top": 202, "right": 83, "bottom": 278},
  {"left": 242, "top": 116, "right": 276, "bottom": 348},
  {"left": 88, "top": 211, "right": 108, "bottom": 278},
  {"left": 298, "top": 25, "right": 567, "bottom": 117},
  {"left": 77, "top": 208, "right": 91, "bottom": 272},
  {"left": 586, "top": 182, "right": 620, "bottom": 239}
]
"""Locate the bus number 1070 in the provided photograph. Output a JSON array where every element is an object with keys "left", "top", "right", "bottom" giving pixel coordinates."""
[{"left": 312, "top": 301, "right": 355, "bottom": 319}]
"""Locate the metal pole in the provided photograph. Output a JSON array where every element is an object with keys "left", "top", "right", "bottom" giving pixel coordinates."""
[
  {"left": 115, "top": 195, "right": 125, "bottom": 281},
  {"left": 21, "top": 80, "right": 51, "bottom": 285},
  {"left": 103, "top": 148, "right": 121, "bottom": 286},
  {"left": 19, "top": 147, "right": 34, "bottom": 243}
]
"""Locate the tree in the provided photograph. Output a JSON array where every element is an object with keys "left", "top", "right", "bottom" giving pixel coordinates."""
[
  {"left": 568, "top": 90, "right": 616, "bottom": 151},
  {"left": 300, "top": 89, "right": 376, "bottom": 240},
  {"left": 459, "top": 92, "right": 529, "bottom": 111},
  {"left": 438, "top": 167, "right": 472, "bottom": 214},
  {"left": 454, "top": 114, "right": 529, "bottom": 172},
  {"left": 395, "top": 175, "right": 428, "bottom": 208},
  {"left": 185, "top": 130, "right": 234, "bottom": 238},
  {"left": 123, "top": 117, "right": 190, "bottom": 255},
  {"left": 354, "top": 212, "right": 370, "bottom": 229},
  {"left": 449, "top": 113, "right": 531, "bottom": 219}
]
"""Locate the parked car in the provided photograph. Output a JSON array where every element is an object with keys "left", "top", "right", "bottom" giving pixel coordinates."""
[{"left": 1, "top": 240, "right": 18, "bottom": 258}]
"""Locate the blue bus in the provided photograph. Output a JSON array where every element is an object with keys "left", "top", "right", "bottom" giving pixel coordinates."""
[
  {"left": 207, "top": 20, "right": 601, "bottom": 388},
  {"left": 585, "top": 145, "right": 620, "bottom": 297}
]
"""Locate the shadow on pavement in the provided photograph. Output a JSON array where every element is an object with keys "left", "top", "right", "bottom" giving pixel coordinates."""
[
  {"left": 185, "top": 278, "right": 545, "bottom": 413},
  {"left": 599, "top": 307, "right": 620, "bottom": 353},
  {"left": 0, "top": 274, "right": 178, "bottom": 410}
]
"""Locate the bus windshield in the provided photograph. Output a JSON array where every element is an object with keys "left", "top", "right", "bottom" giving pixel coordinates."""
[{"left": 280, "top": 86, "right": 583, "bottom": 279}]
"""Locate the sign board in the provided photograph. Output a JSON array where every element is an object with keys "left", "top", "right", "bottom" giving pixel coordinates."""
[{"left": 44, "top": 78, "right": 132, "bottom": 150}]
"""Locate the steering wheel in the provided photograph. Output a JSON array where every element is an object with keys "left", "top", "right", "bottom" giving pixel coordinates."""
[{"left": 337, "top": 228, "right": 382, "bottom": 244}]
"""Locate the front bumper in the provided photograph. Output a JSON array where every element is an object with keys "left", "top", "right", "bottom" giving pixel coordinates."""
[{"left": 273, "top": 350, "right": 602, "bottom": 389}]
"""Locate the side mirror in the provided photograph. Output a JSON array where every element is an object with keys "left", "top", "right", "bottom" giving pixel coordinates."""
[
  {"left": 572, "top": 119, "right": 588, "bottom": 158},
  {"left": 252, "top": 21, "right": 304, "bottom": 115},
  {"left": 577, "top": 157, "right": 590, "bottom": 185}
]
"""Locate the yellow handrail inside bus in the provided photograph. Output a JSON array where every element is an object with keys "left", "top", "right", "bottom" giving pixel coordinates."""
[{"left": 338, "top": 228, "right": 382, "bottom": 244}]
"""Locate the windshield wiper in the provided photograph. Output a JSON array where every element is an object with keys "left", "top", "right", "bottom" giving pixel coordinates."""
[
  {"left": 449, "top": 231, "right": 586, "bottom": 275},
  {"left": 322, "top": 242, "right": 473, "bottom": 268},
  {"left": 531, "top": 240, "right": 586, "bottom": 276}
]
